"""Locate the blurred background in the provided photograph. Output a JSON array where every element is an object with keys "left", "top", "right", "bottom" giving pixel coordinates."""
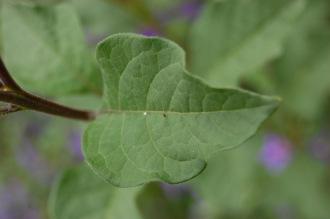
[{"left": 0, "top": 0, "right": 330, "bottom": 218}]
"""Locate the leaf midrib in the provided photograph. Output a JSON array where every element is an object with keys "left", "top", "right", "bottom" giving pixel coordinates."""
[{"left": 100, "top": 104, "right": 276, "bottom": 115}]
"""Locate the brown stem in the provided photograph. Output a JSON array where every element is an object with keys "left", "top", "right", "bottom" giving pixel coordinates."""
[
  {"left": 0, "top": 91, "right": 96, "bottom": 121},
  {"left": 0, "top": 57, "right": 96, "bottom": 121},
  {"left": 0, "top": 59, "right": 23, "bottom": 92}
]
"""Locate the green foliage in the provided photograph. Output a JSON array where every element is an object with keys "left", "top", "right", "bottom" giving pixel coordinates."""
[
  {"left": 244, "top": 0, "right": 330, "bottom": 120},
  {"left": 1, "top": 0, "right": 329, "bottom": 218},
  {"left": 71, "top": 0, "right": 138, "bottom": 36},
  {"left": 36, "top": 95, "right": 102, "bottom": 167},
  {"left": 189, "top": 0, "right": 305, "bottom": 87},
  {"left": 83, "top": 33, "right": 279, "bottom": 187},
  {"left": 190, "top": 135, "right": 263, "bottom": 217},
  {"left": 190, "top": 137, "right": 330, "bottom": 219},
  {"left": 49, "top": 165, "right": 142, "bottom": 219},
  {"left": 137, "top": 183, "right": 194, "bottom": 219},
  {"left": 272, "top": 0, "right": 330, "bottom": 119},
  {"left": 263, "top": 153, "right": 330, "bottom": 219},
  {"left": 1, "top": 2, "right": 102, "bottom": 96},
  {"left": 2, "top": 0, "right": 65, "bottom": 5},
  {"left": 141, "top": 0, "right": 180, "bottom": 10}
]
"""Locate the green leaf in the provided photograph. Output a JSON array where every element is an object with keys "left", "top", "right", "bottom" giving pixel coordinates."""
[
  {"left": 190, "top": 135, "right": 264, "bottom": 218},
  {"left": 137, "top": 182, "right": 194, "bottom": 219},
  {"left": 141, "top": 0, "right": 180, "bottom": 11},
  {"left": 263, "top": 153, "right": 330, "bottom": 219},
  {"left": 2, "top": 0, "right": 65, "bottom": 5},
  {"left": 189, "top": 0, "right": 305, "bottom": 87},
  {"left": 35, "top": 95, "right": 102, "bottom": 168},
  {"left": 1, "top": 2, "right": 102, "bottom": 96},
  {"left": 83, "top": 33, "right": 279, "bottom": 187},
  {"left": 71, "top": 0, "right": 138, "bottom": 37},
  {"left": 272, "top": 0, "right": 330, "bottom": 119},
  {"left": 49, "top": 165, "right": 143, "bottom": 219}
]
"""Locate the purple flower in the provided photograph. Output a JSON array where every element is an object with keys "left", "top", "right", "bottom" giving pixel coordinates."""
[
  {"left": 68, "top": 130, "right": 84, "bottom": 162},
  {"left": 309, "top": 130, "right": 330, "bottom": 164},
  {"left": 260, "top": 134, "right": 293, "bottom": 173},
  {"left": 138, "top": 26, "right": 161, "bottom": 37}
]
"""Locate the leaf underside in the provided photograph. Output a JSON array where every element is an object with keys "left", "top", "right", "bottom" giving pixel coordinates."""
[{"left": 83, "top": 33, "right": 279, "bottom": 187}]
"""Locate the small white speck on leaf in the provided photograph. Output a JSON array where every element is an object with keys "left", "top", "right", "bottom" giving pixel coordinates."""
[{"left": 143, "top": 112, "right": 147, "bottom": 116}]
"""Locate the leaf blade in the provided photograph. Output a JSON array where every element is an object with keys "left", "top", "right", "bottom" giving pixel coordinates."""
[
  {"left": 84, "top": 33, "right": 279, "bottom": 187},
  {"left": 49, "top": 165, "right": 142, "bottom": 219},
  {"left": 189, "top": 0, "right": 305, "bottom": 87},
  {"left": 1, "top": 2, "right": 102, "bottom": 96}
]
